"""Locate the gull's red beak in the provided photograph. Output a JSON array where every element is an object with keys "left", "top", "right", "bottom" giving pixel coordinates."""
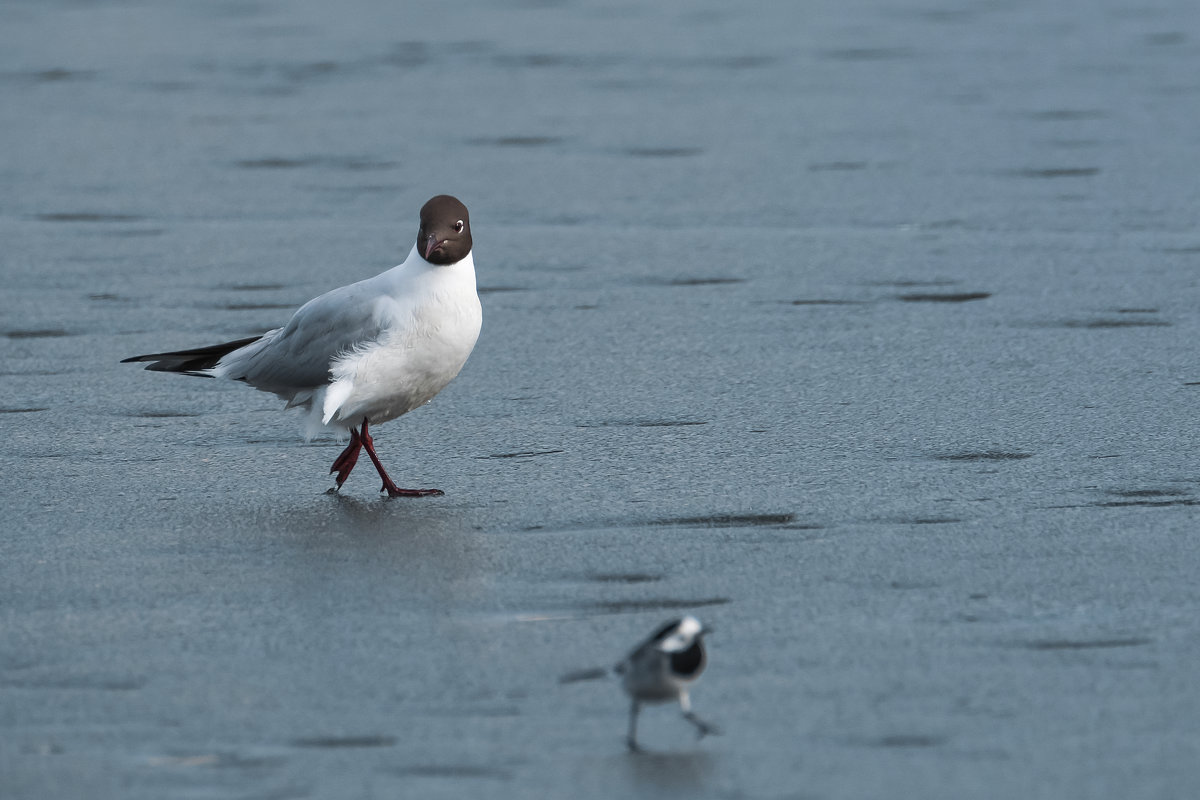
[{"left": 423, "top": 234, "right": 442, "bottom": 260}]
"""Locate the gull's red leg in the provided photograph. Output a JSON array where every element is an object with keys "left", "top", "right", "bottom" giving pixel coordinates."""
[
  {"left": 329, "top": 427, "right": 362, "bottom": 489},
  {"left": 358, "top": 417, "right": 443, "bottom": 498}
]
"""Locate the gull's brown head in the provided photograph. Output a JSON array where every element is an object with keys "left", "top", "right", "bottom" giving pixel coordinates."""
[{"left": 417, "top": 195, "right": 471, "bottom": 265}]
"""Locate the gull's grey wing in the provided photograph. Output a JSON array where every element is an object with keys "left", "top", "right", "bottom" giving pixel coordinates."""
[{"left": 219, "top": 280, "right": 386, "bottom": 393}]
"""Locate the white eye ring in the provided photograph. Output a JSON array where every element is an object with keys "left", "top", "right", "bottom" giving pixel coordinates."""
[{"left": 454, "top": 220, "right": 464, "bottom": 233}]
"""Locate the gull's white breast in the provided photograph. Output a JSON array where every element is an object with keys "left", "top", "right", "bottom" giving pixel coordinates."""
[{"left": 322, "top": 251, "right": 482, "bottom": 430}]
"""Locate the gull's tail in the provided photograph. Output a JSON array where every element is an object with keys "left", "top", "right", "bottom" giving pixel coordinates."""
[{"left": 121, "top": 335, "right": 262, "bottom": 376}]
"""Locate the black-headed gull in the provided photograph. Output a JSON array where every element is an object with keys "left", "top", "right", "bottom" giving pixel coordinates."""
[
  {"left": 614, "top": 615, "right": 718, "bottom": 751},
  {"left": 123, "top": 195, "right": 482, "bottom": 497}
]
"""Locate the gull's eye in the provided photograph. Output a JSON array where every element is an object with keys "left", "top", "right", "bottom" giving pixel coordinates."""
[{"left": 454, "top": 220, "right": 464, "bottom": 233}]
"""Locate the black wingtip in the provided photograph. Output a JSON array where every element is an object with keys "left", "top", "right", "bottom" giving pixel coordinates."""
[{"left": 121, "top": 335, "right": 262, "bottom": 373}]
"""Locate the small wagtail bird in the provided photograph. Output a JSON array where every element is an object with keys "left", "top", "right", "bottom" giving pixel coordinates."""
[
  {"left": 614, "top": 615, "right": 718, "bottom": 751},
  {"left": 122, "top": 195, "right": 482, "bottom": 497}
]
